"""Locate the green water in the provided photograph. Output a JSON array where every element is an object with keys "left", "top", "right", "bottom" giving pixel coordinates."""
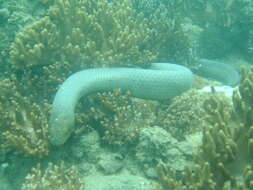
[{"left": 0, "top": 0, "right": 252, "bottom": 189}]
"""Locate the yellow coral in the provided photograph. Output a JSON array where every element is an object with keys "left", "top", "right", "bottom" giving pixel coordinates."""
[
  {"left": 0, "top": 78, "right": 50, "bottom": 157},
  {"left": 10, "top": 0, "right": 155, "bottom": 99},
  {"left": 157, "top": 66, "right": 253, "bottom": 190}
]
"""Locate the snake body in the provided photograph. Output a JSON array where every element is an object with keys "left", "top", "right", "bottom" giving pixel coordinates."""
[
  {"left": 195, "top": 59, "right": 240, "bottom": 86},
  {"left": 49, "top": 63, "right": 193, "bottom": 145}
]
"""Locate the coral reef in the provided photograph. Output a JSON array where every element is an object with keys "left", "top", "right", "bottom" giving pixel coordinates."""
[
  {"left": 135, "top": 126, "right": 195, "bottom": 178},
  {"left": 21, "top": 162, "right": 84, "bottom": 190},
  {"left": 147, "top": 3, "right": 202, "bottom": 66},
  {"left": 1, "top": 1, "right": 253, "bottom": 190},
  {"left": 157, "top": 161, "right": 216, "bottom": 190},
  {"left": 0, "top": 0, "right": 46, "bottom": 72},
  {"left": 74, "top": 80, "right": 206, "bottom": 147},
  {"left": 156, "top": 89, "right": 209, "bottom": 140},
  {"left": 78, "top": 89, "right": 157, "bottom": 146},
  {"left": 135, "top": 0, "right": 253, "bottom": 60},
  {"left": 156, "top": 65, "right": 253, "bottom": 189},
  {"left": 10, "top": 0, "right": 155, "bottom": 99},
  {"left": 133, "top": 0, "right": 160, "bottom": 15},
  {"left": 0, "top": 78, "right": 50, "bottom": 157}
]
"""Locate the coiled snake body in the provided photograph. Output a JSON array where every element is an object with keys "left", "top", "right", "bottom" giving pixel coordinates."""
[{"left": 49, "top": 63, "right": 193, "bottom": 145}]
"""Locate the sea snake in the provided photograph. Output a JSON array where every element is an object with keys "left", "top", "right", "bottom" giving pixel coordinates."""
[
  {"left": 49, "top": 60, "right": 240, "bottom": 146},
  {"left": 49, "top": 63, "right": 193, "bottom": 145},
  {"left": 194, "top": 59, "right": 240, "bottom": 87}
]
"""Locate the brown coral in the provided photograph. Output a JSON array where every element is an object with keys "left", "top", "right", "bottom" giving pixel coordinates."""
[
  {"left": 156, "top": 89, "right": 209, "bottom": 140},
  {"left": 156, "top": 65, "right": 253, "bottom": 190},
  {"left": 10, "top": 0, "right": 155, "bottom": 100},
  {"left": 21, "top": 162, "right": 84, "bottom": 190},
  {"left": 77, "top": 89, "right": 157, "bottom": 146},
  {"left": 0, "top": 77, "right": 50, "bottom": 157}
]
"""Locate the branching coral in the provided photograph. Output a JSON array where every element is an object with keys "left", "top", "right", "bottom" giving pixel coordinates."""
[
  {"left": 156, "top": 89, "right": 209, "bottom": 140},
  {"left": 21, "top": 162, "right": 84, "bottom": 190},
  {"left": 156, "top": 66, "right": 253, "bottom": 190},
  {"left": 0, "top": 78, "right": 50, "bottom": 157},
  {"left": 10, "top": 0, "right": 155, "bottom": 99},
  {"left": 77, "top": 89, "right": 157, "bottom": 146},
  {"left": 201, "top": 95, "right": 235, "bottom": 165},
  {"left": 76, "top": 83, "right": 204, "bottom": 146},
  {"left": 157, "top": 161, "right": 216, "bottom": 190}
]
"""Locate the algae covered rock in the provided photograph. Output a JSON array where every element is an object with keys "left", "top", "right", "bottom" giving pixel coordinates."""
[
  {"left": 70, "top": 130, "right": 102, "bottom": 162},
  {"left": 135, "top": 126, "right": 197, "bottom": 177}
]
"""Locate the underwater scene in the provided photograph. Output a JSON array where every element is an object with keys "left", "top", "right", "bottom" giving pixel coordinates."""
[{"left": 0, "top": 0, "right": 253, "bottom": 189}]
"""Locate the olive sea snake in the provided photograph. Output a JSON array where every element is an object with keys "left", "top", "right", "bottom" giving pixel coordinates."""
[{"left": 49, "top": 60, "right": 240, "bottom": 145}]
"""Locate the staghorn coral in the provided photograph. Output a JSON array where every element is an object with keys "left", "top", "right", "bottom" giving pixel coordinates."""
[
  {"left": 77, "top": 89, "right": 157, "bottom": 146},
  {"left": 21, "top": 162, "right": 84, "bottom": 190},
  {"left": 0, "top": 77, "right": 50, "bottom": 157},
  {"left": 156, "top": 65, "right": 253, "bottom": 190},
  {"left": 10, "top": 0, "right": 155, "bottom": 99}
]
